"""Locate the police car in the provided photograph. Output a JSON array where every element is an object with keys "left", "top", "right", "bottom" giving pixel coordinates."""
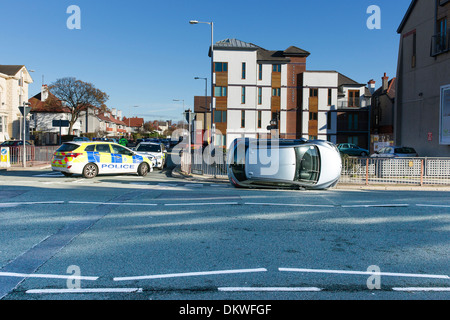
[
  {"left": 51, "top": 142, "right": 153, "bottom": 178},
  {"left": 134, "top": 142, "right": 166, "bottom": 170}
]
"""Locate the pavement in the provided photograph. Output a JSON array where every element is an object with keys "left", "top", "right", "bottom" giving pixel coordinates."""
[{"left": 3, "top": 161, "right": 450, "bottom": 191}]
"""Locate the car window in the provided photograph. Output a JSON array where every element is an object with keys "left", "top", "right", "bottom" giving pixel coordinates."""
[
  {"left": 401, "top": 147, "right": 416, "bottom": 153},
  {"left": 136, "top": 144, "right": 161, "bottom": 152},
  {"left": 111, "top": 144, "right": 134, "bottom": 156},
  {"left": 84, "top": 145, "right": 95, "bottom": 152},
  {"left": 56, "top": 143, "right": 80, "bottom": 152},
  {"left": 295, "top": 146, "right": 320, "bottom": 183},
  {"left": 96, "top": 144, "right": 111, "bottom": 153}
]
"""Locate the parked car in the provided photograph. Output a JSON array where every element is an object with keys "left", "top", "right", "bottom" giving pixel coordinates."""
[
  {"left": 227, "top": 138, "right": 342, "bottom": 190},
  {"left": 370, "top": 146, "right": 419, "bottom": 158},
  {"left": 337, "top": 143, "right": 369, "bottom": 157},
  {"left": 134, "top": 142, "right": 167, "bottom": 169},
  {"left": 51, "top": 142, "right": 153, "bottom": 178},
  {"left": 73, "top": 137, "right": 90, "bottom": 142}
]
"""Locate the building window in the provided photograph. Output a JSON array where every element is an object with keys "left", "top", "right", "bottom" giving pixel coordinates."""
[
  {"left": 214, "top": 62, "right": 228, "bottom": 72},
  {"left": 309, "top": 135, "right": 317, "bottom": 140},
  {"left": 241, "top": 110, "right": 245, "bottom": 128},
  {"left": 258, "top": 87, "right": 262, "bottom": 104},
  {"left": 272, "top": 64, "right": 281, "bottom": 72},
  {"left": 272, "top": 88, "right": 281, "bottom": 97},
  {"left": 348, "top": 114, "right": 358, "bottom": 130},
  {"left": 242, "top": 62, "right": 246, "bottom": 79},
  {"left": 258, "top": 64, "right": 263, "bottom": 80},
  {"left": 241, "top": 87, "right": 246, "bottom": 104},
  {"left": 348, "top": 136, "right": 359, "bottom": 145},
  {"left": 309, "top": 112, "right": 318, "bottom": 121},
  {"left": 214, "top": 110, "right": 227, "bottom": 123},
  {"left": 310, "top": 88, "right": 318, "bottom": 97},
  {"left": 0, "top": 116, "right": 3, "bottom": 133},
  {"left": 214, "top": 86, "right": 227, "bottom": 97},
  {"left": 328, "top": 89, "right": 332, "bottom": 106},
  {"left": 258, "top": 111, "right": 262, "bottom": 128}
]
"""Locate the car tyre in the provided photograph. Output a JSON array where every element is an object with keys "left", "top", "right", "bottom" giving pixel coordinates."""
[
  {"left": 138, "top": 163, "right": 150, "bottom": 176},
  {"left": 82, "top": 163, "right": 98, "bottom": 179},
  {"left": 360, "top": 152, "right": 367, "bottom": 157}
]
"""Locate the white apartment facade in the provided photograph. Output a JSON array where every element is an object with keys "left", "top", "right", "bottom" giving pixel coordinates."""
[
  {"left": 210, "top": 39, "right": 371, "bottom": 149},
  {"left": 0, "top": 65, "right": 34, "bottom": 142}
]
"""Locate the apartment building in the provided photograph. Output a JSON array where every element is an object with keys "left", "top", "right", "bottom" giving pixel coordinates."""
[
  {"left": 395, "top": 0, "right": 450, "bottom": 156},
  {"left": 0, "top": 65, "right": 34, "bottom": 142},
  {"left": 211, "top": 39, "right": 370, "bottom": 149}
]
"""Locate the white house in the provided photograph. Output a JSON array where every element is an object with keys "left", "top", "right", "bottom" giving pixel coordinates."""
[{"left": 0, "top": 65, "right": 34, "bottom": 142}]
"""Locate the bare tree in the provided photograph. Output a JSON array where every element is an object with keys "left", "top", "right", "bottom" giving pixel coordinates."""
[{"left": 48, "top": 77, "right": 109, "bottom": 134}]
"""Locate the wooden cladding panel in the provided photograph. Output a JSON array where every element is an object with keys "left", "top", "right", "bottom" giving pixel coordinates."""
[
  {"left": 215, "top": 97, "right": 227, "bottom": 109},
  {"left": 271, "top": 73, "right": 281, "bottom": 87},
  {"left": 215, "top": 72, "right": 228, "bottom": 87}
]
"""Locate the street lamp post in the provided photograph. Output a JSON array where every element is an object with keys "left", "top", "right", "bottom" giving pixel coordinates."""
[{"left": 189, "top": 20, "right": 214, "bottom": 146}]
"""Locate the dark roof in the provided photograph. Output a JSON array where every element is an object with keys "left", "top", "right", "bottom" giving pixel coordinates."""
[
  {"left": 29, "top": 92, "right": 71, "bottom": 113},
  {"left": 211, "top": 39, "right": 310, "bottom": 62},
  {"left": 338, "top": 73, "right": 365, "bottom": 87},
  {"left": 372, "top": 78, "right": 396, "bottom": 101},
  {"left": 0, "top": 65, "right": 24, "bottom": 76},
  {"left": 397, "top": 0, "right": 418, "bottom": 34}
]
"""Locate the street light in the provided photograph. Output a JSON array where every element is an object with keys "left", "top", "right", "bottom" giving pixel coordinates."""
[{"left": 190, "top": 19, "right": 214, "bottom": 146}]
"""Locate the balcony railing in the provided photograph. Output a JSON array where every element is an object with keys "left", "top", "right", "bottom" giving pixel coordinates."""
[
  {"left": 337, "top": 97, "right": 371, "bottom": 109},
  {"left": 431, "top": 30, "right": 449, "bottom": 57}
]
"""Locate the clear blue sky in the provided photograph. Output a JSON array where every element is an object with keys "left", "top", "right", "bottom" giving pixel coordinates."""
[{"left": 0, "top": 0, "right": 412, "bottom": 122}]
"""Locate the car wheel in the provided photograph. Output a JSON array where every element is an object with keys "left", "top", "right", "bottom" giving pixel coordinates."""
[
  {"left": 82, "top": 163, "right": 98, "bottom": 179},
  {"left": 137, "top": 163, "right": 150, "bottom": 176},
  {"left": 361, "top": 152, "right": 367, "bottom": 157}
]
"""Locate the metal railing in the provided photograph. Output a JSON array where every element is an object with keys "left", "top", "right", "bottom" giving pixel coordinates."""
[
  {"left": 337, "top": 97, "right": 371, "bottom": 109},
  {"left": 341, "top": 157, "right": 450, "bottom": 186},
  {"left": 181, "top": 153, "right": 450, "bottom": 186},
  {"left": 7, "top": 146, "right": 59, "bottom": 165}
]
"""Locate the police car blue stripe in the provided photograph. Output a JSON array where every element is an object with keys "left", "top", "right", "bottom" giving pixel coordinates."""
[
  {"left": 87, "top": 152, "right": 100, "bottom": 163},
  {"left": 111, "top": 154, "right": 123, "bottom": 164}
]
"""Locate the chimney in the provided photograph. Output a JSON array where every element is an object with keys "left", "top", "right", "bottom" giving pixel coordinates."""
[
  {"left": 41, "top": 85, "right": 48, "bottom": 102},
  {"left": 382, "top": 73, "right": 389, "bottom": 91},
  {"left": 368, "top": 79, "right": 376, "bottom": 95}
]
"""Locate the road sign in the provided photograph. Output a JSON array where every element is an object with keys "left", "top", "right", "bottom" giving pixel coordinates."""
[
  {"left": 18, "top": 106, "right": 31, "bottom": 116},
  {"left": 52, "top": 120, "right": 70, "bottom": 127},
  {"left": 0, "top": 147, "right": 10, "bottom": 168}
]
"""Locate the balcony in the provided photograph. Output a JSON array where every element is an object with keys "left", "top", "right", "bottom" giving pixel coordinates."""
[
  {"left": 431, "top": 30, "right": 449, "bottom": 57},
  {"left": 337, "top": 97, "right": 371, "bottom": 109}
]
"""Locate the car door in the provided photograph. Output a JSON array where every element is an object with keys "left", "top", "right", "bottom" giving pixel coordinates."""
[
  {"left": 95, "top": 143, "right": 113, "bottom": 173},
  {"left": 110, "top": 144, "right": 136, "bottom": 173}
]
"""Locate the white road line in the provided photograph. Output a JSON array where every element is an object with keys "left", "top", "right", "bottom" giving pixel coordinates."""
[
  {"left": 114, "top": 268, "right": 268, "bottom": 282},
  {"left": 26, "top": 288, "right": 142, "bottom": 294},
  {"left": 0, "top": 201, "right": 65, "bottom": 207},
  {"left": 68, "top": 201, "right": 157, "bottom": 206},
  {"left": 164, "top": 202, "right": 239, "bottom": 206},
  {"left": 0, "top": 272, "right": 98, "bottom": 281},
  {"left": 218, "top": 287, "right": 322, "bottom": 292},
  {"left": 245, "top": 202, "right": 334, "bottom": 208},
  {"left": 279, "top": 268, "right": 450, "bottom": 280},
  {"left": 416, "top": 204, "right": 450, "bottom": 208},
  {"left": 184, "top": 184, "right": 204, "bottom": 187},
  {"left": 340, "top": 204, "right": 409, "bottom": 208},
  {"left": 392, "top": 287, "right": 450, "bottom": 292}
]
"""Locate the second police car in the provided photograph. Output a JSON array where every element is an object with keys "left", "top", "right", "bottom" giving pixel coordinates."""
[{"left": 51, "top": 142, "right": 153, "bottom": 178}]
